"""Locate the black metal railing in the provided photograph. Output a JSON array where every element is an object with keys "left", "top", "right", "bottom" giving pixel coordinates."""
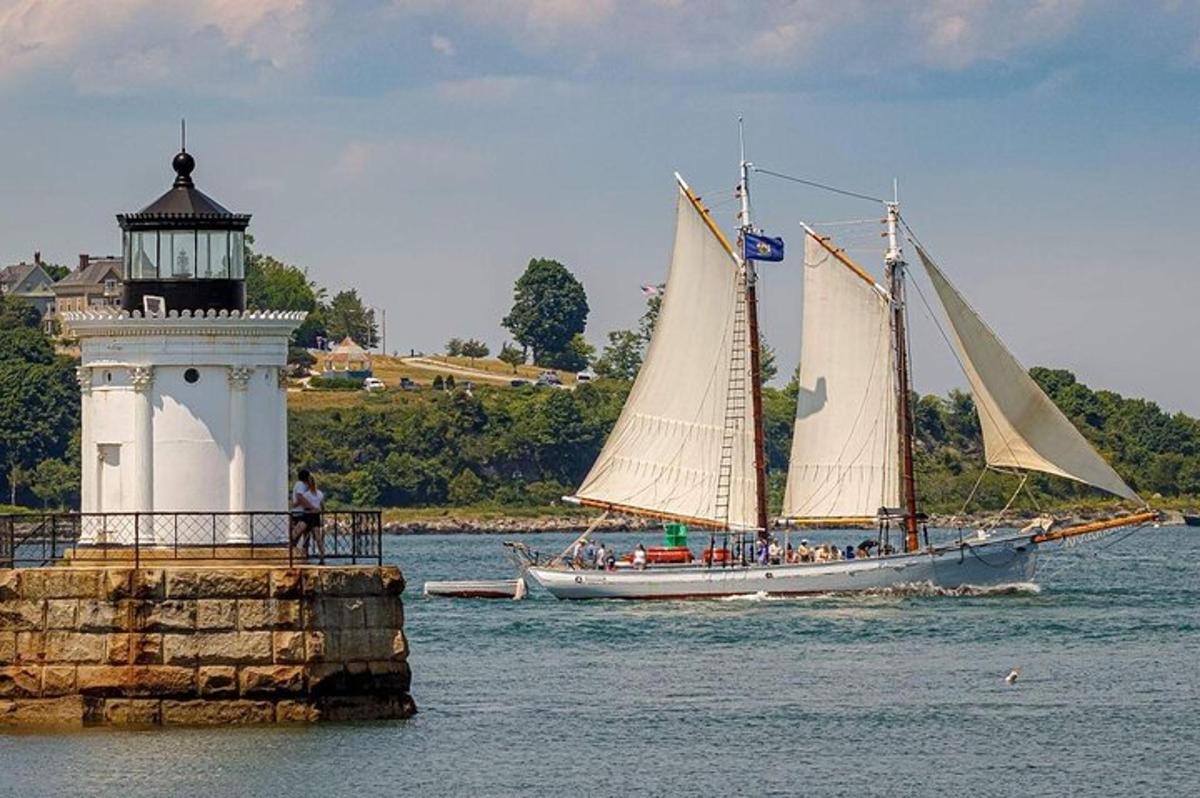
[{"left": 0, "top": 510, "right": 383, "bottom": 568}]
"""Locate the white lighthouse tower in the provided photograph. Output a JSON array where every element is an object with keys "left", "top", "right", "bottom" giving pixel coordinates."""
[{"left": 63, "top": 145, "right": 304, "bottom": 547}]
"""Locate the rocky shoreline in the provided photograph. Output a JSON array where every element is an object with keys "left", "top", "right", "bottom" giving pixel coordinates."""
[{"left": 382, "top": 507, "right": 1179, "bottom": 535}]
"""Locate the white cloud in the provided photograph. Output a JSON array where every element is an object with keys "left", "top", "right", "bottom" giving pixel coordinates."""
[
  {"left": 0, "top": 0, "right": 318, "bottom": 93},
  {"left": 911, "top": 0, "right": 1086, "bottom": 69},
  {"left": 430, "top": 32, "right": 455, "bottom": 57}
]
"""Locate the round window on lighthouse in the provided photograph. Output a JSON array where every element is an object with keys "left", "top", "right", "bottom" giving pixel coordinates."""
[{"left": 184, "top": 368, "right": 200, "bottom": 384}]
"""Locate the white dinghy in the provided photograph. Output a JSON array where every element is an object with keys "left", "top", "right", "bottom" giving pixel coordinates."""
[{"left": 424, "top": 578, "right": 527, "bottom": 600}]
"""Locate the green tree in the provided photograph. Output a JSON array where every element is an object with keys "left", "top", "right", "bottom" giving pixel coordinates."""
[
  {"left": 0, "top": 295, "right": 43, "bottom": 332},
  {"left": 325, "top": 289, "right": 377, "bottom": 347},
  {"left": 498, "top": 342, "right": 525, "bottom": 373},
  {"left": 502, "top": 258, "right": 589, "bottom": 365},
  {"left": 758, "top": 340, "right": 778, "bottom": 385},
  {"left": 460, "top": 339, "right": 490, "bottom": 360},
  {"left": 42, "top": 262, "right": 70, "bottom": 282},
  {"left": 30, "top": 459, "right": 78, "bottom": 508},
  {"left": 244, "top": 245, "right": 327, "bottom": 347},
  {"left": 445, "top": 337, "right": 465, "bottom": 357},
  {"left": 594, "top": 330, "right": 643, "bottom": 380},
  {"left": 542, "top": 333, "right": 593, "bottom": 372},
  {"left": 448, "top": 469, "right": 485, "bottom": 505}
]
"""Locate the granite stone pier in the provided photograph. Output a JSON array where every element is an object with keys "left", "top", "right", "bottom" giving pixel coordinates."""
[{"left": 0, "top": 564, "right": 414, "bottom": 727}]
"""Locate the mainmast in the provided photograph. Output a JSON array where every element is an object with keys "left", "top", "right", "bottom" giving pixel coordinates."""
[
  {"left": 885, "top": 194, "right": 920, "bottom": 552},
  {"left": 737, "top": 119, "right": 771, "bottom": 539}
]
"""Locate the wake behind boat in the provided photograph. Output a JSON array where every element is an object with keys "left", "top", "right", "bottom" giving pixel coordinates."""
[{"left": 516, "top": 137, "right": 1158, "bottom": 600}]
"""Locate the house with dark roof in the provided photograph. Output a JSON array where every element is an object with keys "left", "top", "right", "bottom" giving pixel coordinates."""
[
  {"left": 52, "top": 254, "right": 124, "bottom": 317},
  {"left": 0, "top": 252, "right": 57, "bottom": 317}
]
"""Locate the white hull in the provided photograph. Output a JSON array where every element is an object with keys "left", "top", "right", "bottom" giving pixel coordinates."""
[{"left": 527, "top": 535, "right": 1037, "bottom": 600}]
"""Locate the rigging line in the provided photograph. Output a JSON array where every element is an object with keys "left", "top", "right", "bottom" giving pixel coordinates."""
[
  {"left": 809, "top": 219, "right": 880, "bottom": 227},
  {"left": 752, "top": 167, "right": 887, "bottom": 205}
]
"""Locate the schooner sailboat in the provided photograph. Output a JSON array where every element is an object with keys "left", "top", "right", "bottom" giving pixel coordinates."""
[{"left": 519, "top": 153, "right": 1157, "bottom": 600}]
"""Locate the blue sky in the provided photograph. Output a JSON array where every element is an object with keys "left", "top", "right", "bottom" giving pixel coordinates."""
[{"left": 1, "top": 1, "right": 1198, "bottom": 411}]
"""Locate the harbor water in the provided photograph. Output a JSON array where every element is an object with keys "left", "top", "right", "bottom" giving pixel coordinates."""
[{"left": 2, "top": 527, "right": 1197, "bottom": 797}]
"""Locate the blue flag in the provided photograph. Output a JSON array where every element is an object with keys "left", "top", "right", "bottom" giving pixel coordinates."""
[{"left": 744, "top": 232, "right": 784, "bottom": 262}]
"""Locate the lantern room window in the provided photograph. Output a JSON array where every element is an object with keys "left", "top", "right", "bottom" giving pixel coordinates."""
[{"left": 116, "top": 147, "right": 251, "bottom": 313}]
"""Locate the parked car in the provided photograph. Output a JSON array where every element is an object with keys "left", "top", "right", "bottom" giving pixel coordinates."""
[
  {"left": 576, "top": 370, "right": 595, "bottom": 383},
  {"left": 510, "top": 378, "right": 531, "bottom": 387},
  {"left": 537, "top": 371, "right": 563, "bottom": 386},
  {"left": 362, "top": 377, "right": 386, "bottom": 392},
  {"left": 461, "top": 381, "right": 477, "bottom": 392},
  {"left": 399, "top": 377, "right": 419, "bottom": 391}
]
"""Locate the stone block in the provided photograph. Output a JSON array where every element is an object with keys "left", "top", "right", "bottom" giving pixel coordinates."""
[
  {"left": 105, "top": 634, "right": 131, "bottom": 665},
  {"left": 271, "top": 569, "right": 303, "bottom": 599},
  {"left": 0, "top": 632, "right": 14, "bottom": 664},
  {"left": 45, "top": 599, "right": 78, "bottom": 630},
  {"left": 77, "top": 665, "right": 195, "bottom": 698},
  {"left": 104, "top": 698, "right": 161, "bottom": 725},
  {"left": 102, "top": 570, "right": 133, "bottom": 601},
  {"left": 303, "top": 631, "right": 326, "bottom": 662},
  {"left": 0, "top": 665, "right": 42, "bottom": 697},
  {"left": 195, "top": 631, "right": 272, "bottom": 665},
  {"left": 380, "top": 566, "right": 405, "bottom": 596},
  {"left": 38, "top": 570, "right": 101, "bottom": 600},
  {"left": 41, "top": 665, "right": 76, "bottom": 696},
  {"left": 197, "top": 666, "right": 238, "bottom": 698},
  {"left": 392, "top": 630, "right": 408, "bottom": 661},
  {"left": 0, "top": 695, "right": 84, "bottom": 726},
  {"left": 275, "top": 700, "right": 314, "bottom": 723},
  {"left": 192, "top": 570, "right": 271, "bottom": 599},
  {"left": 132, "top": 569, "right": 165, "bottom": 600},
  {"left": 162, "top": 634, "right": 199, "bottom": 666},
  {"left": 239, "top": 665, "right": 304, "bottom": 696},
  {"left": 77, "top": 600, "right": 126, "bottom": 632},
  {"left": 142, "top": 600, "right": 195, "bottom": 632},
  {"left": 307, "top": 663, "right": 345, "bottom": 695},
  {"left": 320, "top": 568, "right": 382, "bottom": 597},
  {"left": 161, "top": 699, "right": 274, "bottom": 725},
  {"left": 44, "top": 631, "right": 105, "bottom": 663},
  {"left": 132, "top": 634, "right": 162, "bottom": 665},
  {"left": 273, "top": 630, "right": 304, "bottom": 663},
  {"left": 316, "top": 694, "right": 412, "bottom": 722},
  {"left": 363, "top": 596, "right": 400, "bottom": 629},
  {"left": 0, "top": 570, "right": 21, "bottom": 601},
  {"left": 367, "top": 660, "right": 412, "bottom": 692},
  {"left": 196, "top": 599, "right": 236, "bottom": 630},
  {"left": 16, "top": 631, "right": 45, "bottom": 661},
  {"left": 237, "top": 599, "right": 274, "bottom": 630},
  {"left": 0, "top": 600, "right": 44, "bottom": 631}
]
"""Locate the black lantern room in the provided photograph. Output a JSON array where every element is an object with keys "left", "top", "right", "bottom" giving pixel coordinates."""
[{"left": 117, "top": 147, "right": 251, "bottom": 313}]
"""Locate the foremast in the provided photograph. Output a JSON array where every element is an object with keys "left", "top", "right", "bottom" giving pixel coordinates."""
[
  {"left": 737, "top": 126, "right": 771, "bottom": 539},
  {"left": 885, "top": 198, "right": 921, "bottom": 552}
]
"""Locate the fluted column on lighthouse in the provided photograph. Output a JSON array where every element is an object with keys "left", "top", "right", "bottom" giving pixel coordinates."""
[
  {"left": 227, "top": 365, "right": 254, "bottom": 543},
  {"left": 129, "top": 365, "right": 155, "bottom": 545},
  {"left": 76, "top": 366, "right": 97, "bottom": 543}
]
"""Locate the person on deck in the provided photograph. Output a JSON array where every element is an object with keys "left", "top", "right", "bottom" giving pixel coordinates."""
[
  {"left": 595, "top": 543, "right": 608, "bottom": 570},
  {"left": 797, "top": 540, "right": 812, "bottom": 563},
  {"left": 768, "top": 539, "right": 782, "bottom": 565},
  {"left": 785, "top": 543, "right": 795, "bottom": 563},
  {"left": 633, "top": 544, "right": 648, "bottom": 570},
  {"left": 844, "top": 545, "right": 856, "bottom": 560}
]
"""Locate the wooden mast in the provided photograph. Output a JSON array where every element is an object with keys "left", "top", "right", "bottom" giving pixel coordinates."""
[
  {"left": 886, "top": 200, "right": 921, "bottom": 552},
  {"left": 738, "top": 124, "right": 770, "bottom": 539}
]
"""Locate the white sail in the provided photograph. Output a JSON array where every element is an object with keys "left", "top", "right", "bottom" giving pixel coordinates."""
[
  {"left": 572, "top": 186, "right": 758, "bottom": 529},
  {"left": 782, "top": 234, "right": 899, "bottom": 520},
  {"left": 916, "top": 246, "right": 1139, "bottom": 502}
]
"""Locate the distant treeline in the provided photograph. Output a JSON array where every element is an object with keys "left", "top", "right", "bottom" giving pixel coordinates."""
[{"left": 287, "top": 368, "right": 1200, "bottom": 514}]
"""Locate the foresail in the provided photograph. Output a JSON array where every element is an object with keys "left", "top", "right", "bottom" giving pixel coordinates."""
[
  {"left": 782, "top": 234, "right": 899, "bottom": 520},
  {"left": 916, "top": 246, "right": 1139, "bottom": 502},
  {"left": 573, "top": 187, "right": 759, "bottom": 529}
]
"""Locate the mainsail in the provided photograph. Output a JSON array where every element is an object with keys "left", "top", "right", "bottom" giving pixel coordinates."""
[
  {"left": 782, "top": 233, "right": 899, "bottom": 521},
  {"left": 916, "top": 246, "right": 1140, "bottom": 502},
  {"left": 572, "top": 185, "right": 759, "bottom": 529}
]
